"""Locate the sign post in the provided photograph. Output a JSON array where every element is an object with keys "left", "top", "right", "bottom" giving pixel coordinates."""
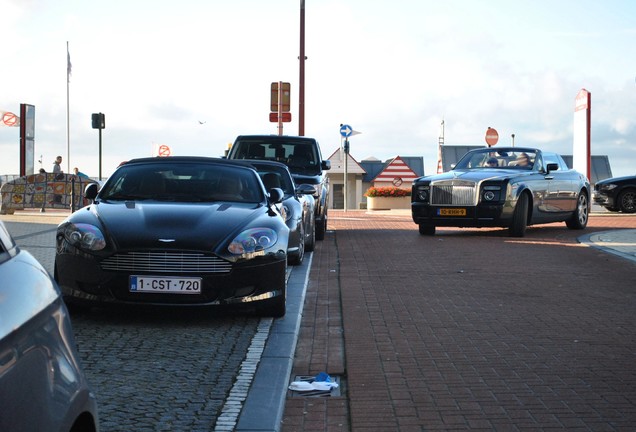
[
  {"left": 91, "top": 113, "right": 105, "bottom": 180},
  {"left": 19, "top": 104, "right": 35, "bottom": 176},
  {"left": 573, "top": 89, "right": 591, "bottom": 181},
  {"left": 270, "top": 82, "right": 291, "bottom": 135},
  {"left": 340, "top": 124, "right": 353, "bottom": 211}
]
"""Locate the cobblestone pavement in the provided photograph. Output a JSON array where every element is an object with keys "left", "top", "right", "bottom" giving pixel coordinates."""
[{"left": 283, "top": 210, "right": 636, "bottom": 431}]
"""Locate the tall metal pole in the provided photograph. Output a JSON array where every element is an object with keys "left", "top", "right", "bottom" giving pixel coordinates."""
[
  {"left": 66, "top": 41, "right": 71, "bottom": 173},
  {"left": 298, "top": 0, "right": 306, "bottom": 136},
  {"left": 344, "top": 138, "right": 349, "bottom": 211},
  {"left": 277, "top": 81, "right": 283, "bottom": 136}
]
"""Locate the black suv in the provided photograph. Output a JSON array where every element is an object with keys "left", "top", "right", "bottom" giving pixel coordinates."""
[{"left": 227, "top": 135, "right": 331, "bottom": 240}]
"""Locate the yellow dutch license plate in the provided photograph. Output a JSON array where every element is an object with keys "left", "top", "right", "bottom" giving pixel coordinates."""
[{"left": 438, "top": 208, "right": 466, "bottom": 216}]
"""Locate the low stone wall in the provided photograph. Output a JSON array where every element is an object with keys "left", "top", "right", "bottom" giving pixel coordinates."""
[
  {"left": 0, "top": 173, "right": 97, "bottom": 215},
  {"left": 366, "top": 196, "right": 411, "bottom": 211}
]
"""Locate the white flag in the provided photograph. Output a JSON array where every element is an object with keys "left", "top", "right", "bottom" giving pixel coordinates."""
[{"left": 0, "top": 110, "right": 20, "bottom": 127}]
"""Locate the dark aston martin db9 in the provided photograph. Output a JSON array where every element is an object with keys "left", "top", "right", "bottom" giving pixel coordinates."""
[
  {"left": 54, "top": 157, "right": 290, "bottom": 317},
  {"left": 411, "top": 147, "right": 591, "bottom": 237},
  {"left": 242, "top": 160, "right": 316, "bottom": 265}
]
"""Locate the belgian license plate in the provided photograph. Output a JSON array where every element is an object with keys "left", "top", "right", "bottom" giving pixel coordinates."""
[
  {"left": 130, "top": 276, "right": 202, "bottom": 294},
  {"left": 438, "top": 208, "right": 467, "bottom": 216}
]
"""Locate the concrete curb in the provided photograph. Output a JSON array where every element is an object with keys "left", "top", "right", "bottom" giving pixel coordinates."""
[
  {"left": 236, "top": 253, "right": 313, "bottom": 432},
  {"left": 578, "top": 228, "right": 636, "bottom": 264}
]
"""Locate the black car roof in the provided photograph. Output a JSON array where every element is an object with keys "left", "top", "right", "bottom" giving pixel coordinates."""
[
  {"left": 234, "top": 135, "right": 317, "bottom": 143},
  {"left": 120, "top": 156, "right": 252, "bottom": 168}
]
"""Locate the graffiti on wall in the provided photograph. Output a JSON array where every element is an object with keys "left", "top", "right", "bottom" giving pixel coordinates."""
[{"left": 0, "top": 173, "right": 97, "bottom": 214}]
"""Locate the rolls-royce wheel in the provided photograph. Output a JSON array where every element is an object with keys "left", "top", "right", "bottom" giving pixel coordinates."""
[
  {"left": 418, "top": 224, "right": 435, "bottom": 235},
  {"left": 566, "top": 191, "right": 589, "bottom": 229},
  {"left": 510, "top": 192, "right": 529, "bottom": 237}
]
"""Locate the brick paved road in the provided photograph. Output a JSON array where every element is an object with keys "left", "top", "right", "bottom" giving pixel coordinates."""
[{"left": 283, "top": 211, "right": 636, "bottom": 431}]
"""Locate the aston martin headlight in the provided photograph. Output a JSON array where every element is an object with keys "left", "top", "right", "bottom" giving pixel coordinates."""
[
  {"left": 228, "top": 228, "right": 278, "bottom": 255},
  {"left": 599, "top": 183, "right": 617, "bottom": 191},
  {"left": 63, "top": 223, "right": 106, "bottom": 251}
]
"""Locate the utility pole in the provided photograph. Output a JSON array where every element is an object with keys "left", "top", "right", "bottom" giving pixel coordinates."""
[{"left": 298, "top": 0, "right": 306, "bottom": 136}]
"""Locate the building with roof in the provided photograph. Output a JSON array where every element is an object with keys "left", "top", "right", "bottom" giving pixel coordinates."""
[{"left": 326, "top": 148, "right": 424, "bottom": 210}]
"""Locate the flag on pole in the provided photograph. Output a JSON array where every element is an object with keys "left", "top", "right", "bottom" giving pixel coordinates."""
[
  {"left": 67, "top": 48, "right": 72, "bottom": 83},
  {"left": 0, "top": 110, "right": 20, "bottom": 127}
]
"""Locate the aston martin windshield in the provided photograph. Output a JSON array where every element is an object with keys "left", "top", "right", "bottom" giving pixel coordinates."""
[{"left": 99, "top": 162, "right": 264, "bottom": 203}]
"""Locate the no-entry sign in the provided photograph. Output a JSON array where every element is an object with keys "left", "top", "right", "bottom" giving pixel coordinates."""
[{"left": 485, "top": 127, "right": 499, "bottom": 146}]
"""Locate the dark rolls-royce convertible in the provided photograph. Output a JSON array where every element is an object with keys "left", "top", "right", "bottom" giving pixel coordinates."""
[
  {"left": 411, "top": 147, "right": 591, "bottom": 237},
  {"left": 54, "top": 156, "right": 290, "bottom": 317}
]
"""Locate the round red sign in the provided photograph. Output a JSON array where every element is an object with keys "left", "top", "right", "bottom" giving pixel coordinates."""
[
  {"left": 2, "top": 112, "right": 18, "bottom": 127},
  {"left": 158, "top": 145, "right": 171, "bottom": 157},
  {"left": 485, "top": 127, "right": 499, "bottom": 146}
]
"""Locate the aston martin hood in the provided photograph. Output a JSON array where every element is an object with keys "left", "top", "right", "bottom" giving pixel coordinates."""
[{"left": 92, "top": 201, "right": 269, "bottom": 250}]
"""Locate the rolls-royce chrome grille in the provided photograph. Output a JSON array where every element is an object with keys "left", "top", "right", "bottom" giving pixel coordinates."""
[
  {"left": 101, "top": 251, "right": 232, "bottom": 273},
  {"left": 431, "top": 181, "right": 477, "bottom": 206}
]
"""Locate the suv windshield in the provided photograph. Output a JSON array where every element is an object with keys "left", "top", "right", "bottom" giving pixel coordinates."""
[{"left": 231, "top": 138, "right": 321, "bottom": 175}]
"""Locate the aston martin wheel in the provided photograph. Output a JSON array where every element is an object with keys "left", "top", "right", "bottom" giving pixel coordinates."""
[
  {"left": 316, "top": 213, "right": 327, "bottom": 241},
  {"left": 305, "top": 212, "right": 316, "bottom": 252},
  {"left": 566, "top": 191, "right": 589, "bottom": 229},
  {"left": 289, "top": 223, "right": 305, "bottom": 266},
  {"left": 510, "top": 192, "right": 529, "bottom": 237}
]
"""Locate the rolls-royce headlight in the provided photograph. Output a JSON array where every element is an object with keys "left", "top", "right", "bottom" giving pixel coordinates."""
[
  {"left": 416, "top": 186, "right": 430, "bottom": 202},
  {"left": 482, "top": 185, "right": 501, "bottom": 202},
  {"left": 228, "top": 228, "right": 278, "bottom": 255},
  {"left": 63, "top": 223, "right": 106, "bottom": 251}
]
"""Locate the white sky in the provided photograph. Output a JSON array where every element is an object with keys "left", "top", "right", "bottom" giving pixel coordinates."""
[{"left": 1, "top": 0, "right": 635, "bottom": 178}]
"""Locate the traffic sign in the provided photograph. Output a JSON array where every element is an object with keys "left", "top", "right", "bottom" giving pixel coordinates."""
[
  {"left": 270, "top": 112, "right": 292, "bottom": 123},
  {"left": 340, "top": 124, "right": 352, "bottom": 137},
  {"left": 1, "top": 111, "right": 19, "bottom": 127},
  {"left": 271, "top": 82, "right": 291, "bottom": 112},
  {"left": 485, "top": 127, "right": 499, "bottom": 146},
  {"left": 158, "top": 144, "right": 171, "bottom": 157}
]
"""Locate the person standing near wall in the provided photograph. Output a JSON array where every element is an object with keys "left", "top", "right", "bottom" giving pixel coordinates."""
[{"left": 52, "top": 156, "right": 63, "bottom": 174}]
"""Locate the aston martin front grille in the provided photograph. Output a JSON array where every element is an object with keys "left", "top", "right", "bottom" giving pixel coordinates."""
[
  {"left": 101, "top": 251, "right": 232, "bottom": 273},
  {"left": 431, "top": 182, "right": 476, "bottom": 205}
]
